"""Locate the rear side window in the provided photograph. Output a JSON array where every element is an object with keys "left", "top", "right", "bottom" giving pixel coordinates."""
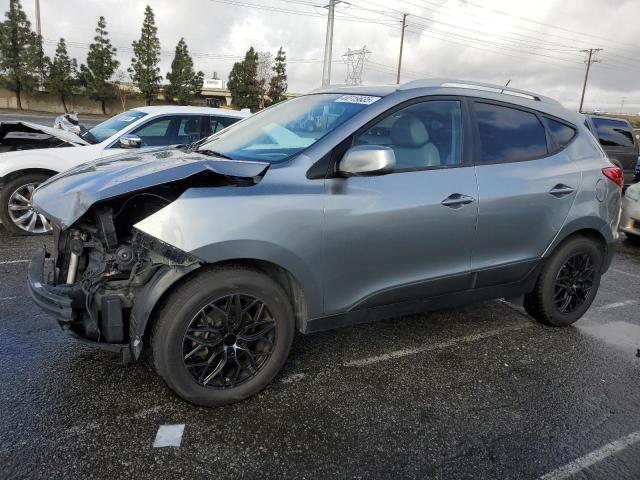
[
  {"left": 474, "top": 102, "right": 547, "bottom": 163},
  {"left": 591, "top": 117, "right": 635, "bottom": 148},
  {"left": 543, "top": 117, "right": 576, "bottom": 150}
]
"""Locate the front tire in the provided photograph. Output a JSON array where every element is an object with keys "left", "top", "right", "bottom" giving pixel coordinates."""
[
  {"left": 524, "top": 236, "right": 603, "bottom": 326},
  {"left": 0, "top": 173, "right": 53, "bottom": 236},
  {"left": 151, "top": 267, "right": 295, "bottom": 407}
]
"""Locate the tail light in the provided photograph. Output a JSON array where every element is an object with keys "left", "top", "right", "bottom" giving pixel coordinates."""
[{"left": 602, "top": 167, "right": 624, "bottom": 188}]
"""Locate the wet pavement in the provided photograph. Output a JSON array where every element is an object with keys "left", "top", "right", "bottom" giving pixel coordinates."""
[{"left": 0, "top": 228, "right": 639, "bottom": 479}]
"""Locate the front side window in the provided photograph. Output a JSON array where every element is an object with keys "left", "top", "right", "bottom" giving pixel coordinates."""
[
  {"left": 354, "top": 100, "right": 462, "bottom": 169},
  {"left": 475, "top": 102, "right": 547, "bottom": 163},
  {"left": 197, "top": 94, "right": 377, "bottom": 162},
  {"left": 591, "top": 117, "right": 635, "bottom": 148},
  {"left": 131, "top": 115, "right": 203, "bottom": 147},
  {"left": 86, "top": 110, "right": 148, "bottom": 143}
]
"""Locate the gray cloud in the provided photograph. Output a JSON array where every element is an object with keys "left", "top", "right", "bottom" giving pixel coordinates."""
[{"left": 5, "top": 0, "right": 639, "bottom": 112}]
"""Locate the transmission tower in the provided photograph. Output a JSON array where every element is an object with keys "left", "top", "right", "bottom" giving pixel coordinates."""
[{"left": 343, "top": 46, "right": 371, "bottom": 85}]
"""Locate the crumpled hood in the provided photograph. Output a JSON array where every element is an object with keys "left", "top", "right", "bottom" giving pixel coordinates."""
[
  {"left": 32, "top": 147, "right": 270, "bottom": 229},
  {"left": 0, "top": 120, "right": 89, "bottom": 146}
]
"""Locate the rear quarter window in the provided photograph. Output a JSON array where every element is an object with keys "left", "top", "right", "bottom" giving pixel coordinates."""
[
  {"left": 543, "top": 117, "right": 576, "bottom": 150},
  {"left": 474, "top": 102, "right": 547, "bottom": 163},
  {"left": 591, "top": 117, "right": 635, "bottom": 148}
]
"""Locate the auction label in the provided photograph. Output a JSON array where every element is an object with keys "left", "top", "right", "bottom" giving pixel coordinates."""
[{"left": 335, "top": 95, "right": 381, "bottom": 105}]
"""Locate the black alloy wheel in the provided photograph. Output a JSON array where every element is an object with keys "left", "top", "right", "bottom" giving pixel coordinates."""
[
  {"left": 553, "top": 253, "right": 595, "bottom": 314},
  {"left": 182, "top": 294, "right": 276, "bottom": 389}
]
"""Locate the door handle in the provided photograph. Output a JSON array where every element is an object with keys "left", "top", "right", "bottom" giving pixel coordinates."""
[
  {"left": 549, "top": 184, "right": 575, "bottom": 198},
  {"left": 441, "top": 193, "right": 474, "bottom": 209}
]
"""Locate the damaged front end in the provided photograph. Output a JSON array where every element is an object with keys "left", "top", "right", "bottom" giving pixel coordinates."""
[
  {"left": 0, "top": 120, "right": 89, "bottom": 152},
  {"left": 27, "top": 149, "right": 269, "bottom": 362}
]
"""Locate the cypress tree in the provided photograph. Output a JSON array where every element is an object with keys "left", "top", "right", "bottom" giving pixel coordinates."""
[
  {"left": 82, "top": 16, "right": 119, "bottom": 114},
  {"left": 129, "top": 5, "right": 162, "bottom": 106},
  {"left": 0, "top": 0, "right": 41, "bottom": 109},
  {"left": 268, "top": 47, "right": 288, "bottom": 105},
  {"left": 165, "top": 38, "right": 203, "bottom": 105},
  {"left": 45, "top": 38, "right": 77, "bottom": 112},
  {"left": 227, "top": 47, "right": 260, "bottom": 111}
]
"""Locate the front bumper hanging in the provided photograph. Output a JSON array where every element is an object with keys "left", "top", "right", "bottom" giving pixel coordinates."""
[{"left": 27, "top": 246, "right": 73, "bottom": 320}]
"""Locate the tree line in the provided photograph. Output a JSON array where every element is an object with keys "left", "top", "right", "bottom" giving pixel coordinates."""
[{"left": 0, "top": 0, "right": 288, "bottom": 114}]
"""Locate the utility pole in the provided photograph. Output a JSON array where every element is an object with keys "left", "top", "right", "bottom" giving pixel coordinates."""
[
  {"left": 396, "top": 13, "right": 408, "bottom": 84},
  {"left": 619, "top": 96, "right": 626, "bottom": 114},
  {"left": 322, "top": 0, "right": 340, "bottom": 87},
  {"left": 34, "top": 0, "right": 41, "bottom": 36},
  {"left": 578, "top": 48, "right": 602, "bottom": 113}
]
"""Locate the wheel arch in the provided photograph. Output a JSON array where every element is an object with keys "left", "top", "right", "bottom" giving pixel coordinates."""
[
  {"left": 138, "top": 258, "right": 310, "bottom": 357},
  {"left": 0, "top": 167, "right": 59, "bottom": 186},
  {"left": 543, "top": 222, "right": 610, "bottom": 272}
]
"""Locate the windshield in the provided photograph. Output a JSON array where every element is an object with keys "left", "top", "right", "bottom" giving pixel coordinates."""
[
  {"left": 85, "top": 110, "right": 148, "bottom": 143},
  {"left": 197, "top": 93, "right": 379, "bottom": 162}
]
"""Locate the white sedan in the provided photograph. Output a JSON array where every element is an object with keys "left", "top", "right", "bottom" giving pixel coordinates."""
[
  {"left": 0, "top": 106, "right": 249, "bottom": 235},
  {"left": 621, "top": 182, "right": 640, "bottom": 243}
]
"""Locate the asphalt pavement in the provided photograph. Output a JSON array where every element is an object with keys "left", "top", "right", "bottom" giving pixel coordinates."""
[{"left": 0, "top": 225, "right": 639, "bottom": 479}]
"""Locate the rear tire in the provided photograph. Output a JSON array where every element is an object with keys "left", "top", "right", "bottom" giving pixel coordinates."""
[
  {"left": 524, "top": 237, "right": 603, "bottom": 326},
  {"left": 0, "top": 173, "right": 53, "bottom": 236},
  {"left": 151, "top": 266, "right": 295, "bottom": 407}
]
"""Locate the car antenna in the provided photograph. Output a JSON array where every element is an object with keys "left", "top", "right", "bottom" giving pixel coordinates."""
[{"left": 500, "top": 79, "right": 511, "bottom": 94}]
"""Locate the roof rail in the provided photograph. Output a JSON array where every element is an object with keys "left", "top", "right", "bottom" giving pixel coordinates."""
[{"left": 398, "top": 78, "right": 561, "bottom": 106}]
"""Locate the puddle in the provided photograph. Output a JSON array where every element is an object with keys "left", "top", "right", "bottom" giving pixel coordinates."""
[{"left": 578, "top": 321, "right": 640, "bottom": 355}]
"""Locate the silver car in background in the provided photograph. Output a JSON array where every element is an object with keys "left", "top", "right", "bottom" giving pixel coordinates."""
[{"left": 27, "top": 79, "right": 622, "bottom": 406}]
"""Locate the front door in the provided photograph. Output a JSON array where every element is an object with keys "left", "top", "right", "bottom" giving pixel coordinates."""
[{"left": 323, "top": 98, "right": 478, "bottom": 315}]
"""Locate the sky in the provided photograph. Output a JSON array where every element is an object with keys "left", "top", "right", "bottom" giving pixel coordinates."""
[{"left": 3, "top": 0, "right": 639, "bottom": 113}]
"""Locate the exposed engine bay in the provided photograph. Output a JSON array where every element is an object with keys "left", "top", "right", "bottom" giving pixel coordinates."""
[
  {"left": 0, "top": 113, "right": 95, "bottom": 152},
  {"left": 38, "top": 172, "right": 261, "bottom": 361}
]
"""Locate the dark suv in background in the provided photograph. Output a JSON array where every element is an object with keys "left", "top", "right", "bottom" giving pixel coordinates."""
[{"left": 585, "top": 114, "right": 640, "bottom": 186}]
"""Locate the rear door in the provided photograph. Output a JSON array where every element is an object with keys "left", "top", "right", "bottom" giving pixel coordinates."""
[
  {"left": 589, "top": 117, "right": 638, "bottom": 185},
  {"left": 323, "top": 98, "right": 478, "bottom": 314},
  {"left": 470, "top": 100, "right": 580, "bottom": 287}
]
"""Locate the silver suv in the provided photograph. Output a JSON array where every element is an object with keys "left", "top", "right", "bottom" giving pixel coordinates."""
[{"left": 28, "top": 79, "right": 622, "bottom": 406}]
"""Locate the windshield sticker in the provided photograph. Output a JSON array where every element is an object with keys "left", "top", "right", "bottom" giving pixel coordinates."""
[
  {"left": 335, "top": 95, "right": 380, "bottom": 105},
  {"left": 119, "top": 116, "right": 138, "bottom": 122}
]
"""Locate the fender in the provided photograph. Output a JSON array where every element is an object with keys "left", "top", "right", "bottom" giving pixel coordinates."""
[{"left": 128, "top": 263, "right": 201, "bottom": 360}]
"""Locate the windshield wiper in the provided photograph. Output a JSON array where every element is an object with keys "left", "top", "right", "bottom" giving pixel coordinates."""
[{"left": 197, "top": 149, "right": 232, "bottom": 160}]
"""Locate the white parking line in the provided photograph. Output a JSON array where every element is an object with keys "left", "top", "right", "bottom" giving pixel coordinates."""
[
  {"left": 153, "top": 424, "right": 185, "bottom": 448},
  {"left": 0, "top": 296, "right": 18, "bottom": 302},
  {"left": 344, "top": 324, "right": 531, "bottom": 367},
  {"left": 611, "top": 268, "right": 640, "bottom": 280},
  {"left": 0, "top": 259, "right": 29, "bottom": 265},
  {"left": 538, "top": 430, "right": 640, "bottom": 480},
  {"left": 596, "top": 300, "right": 639, "bottom": 311}
]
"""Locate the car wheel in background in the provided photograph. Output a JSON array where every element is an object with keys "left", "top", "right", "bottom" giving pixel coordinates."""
[
  {"left": 151, "top": 266, "right": 295, "bottom": 406},
  {"left": 0, "top": 173, "right": 53, "bottom": 236},
  {"left": 524, "top": 236, "right": 603, "bottom": 327}
]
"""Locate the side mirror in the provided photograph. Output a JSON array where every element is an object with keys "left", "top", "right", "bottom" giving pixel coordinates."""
[
  {"left": 118, "top": 134, "right": 142, "bottom": 149},
  {"left": 339, "top": 145, "right": 396, "bottom": 176}
]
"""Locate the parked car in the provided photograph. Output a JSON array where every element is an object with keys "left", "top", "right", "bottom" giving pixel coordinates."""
[
  {"left": 584, "top": 114, "right": 639, "bottom": 187},
  {"left": 28, "top": 79, "right": 622, "bottom": 406},
  {"left": 621, "top": 181, "right": 640, "bottom": 242},
  {"left": 0, "top": 106, "right": 249, "bottom": 235}
]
